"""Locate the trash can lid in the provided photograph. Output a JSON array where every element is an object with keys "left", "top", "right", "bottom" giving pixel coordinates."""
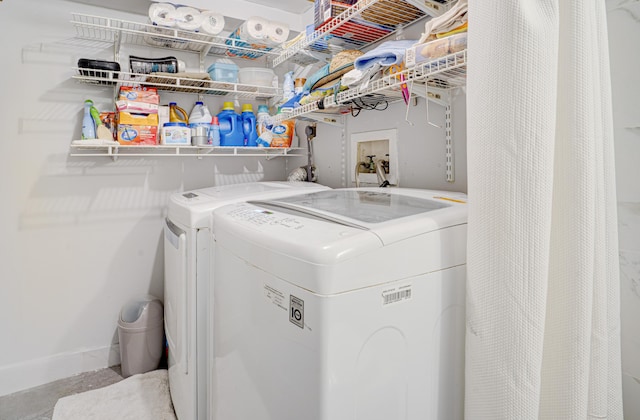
[{"left": 119, "top": 295, "right": 163, "bottom": 327}]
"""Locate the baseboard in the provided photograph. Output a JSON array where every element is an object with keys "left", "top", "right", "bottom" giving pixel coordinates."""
[{"left": 0, "top": 345, "right": 120, "bottom": 397}]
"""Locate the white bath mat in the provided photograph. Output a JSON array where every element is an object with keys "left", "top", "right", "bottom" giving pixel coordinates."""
[{"left": 52, "top": 369, "right": 176, "bottom": 420}]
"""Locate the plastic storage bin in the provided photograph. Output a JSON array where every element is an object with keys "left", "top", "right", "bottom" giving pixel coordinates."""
[
  {"left": 207, "top": 59, "right": 239, "bottom": 83},
  {"left": 238, "top": 67, "right": 275, "bottom": 87},
  {"left": 405, "top": 32, "right": 467, "bottom": 67},
  {"left": 77, "top": 58, "right": 121, "bottom": 85},
  {"left": 117, "top": 295, "right": 164, "bottom": 378}
]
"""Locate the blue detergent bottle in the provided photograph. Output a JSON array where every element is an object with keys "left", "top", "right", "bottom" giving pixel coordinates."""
[
  {"left": 217, "top": 102, "right": 244, "bottom": 146},
  {"left": 241, "top": 104, "right": 258, "bottom": 147}
]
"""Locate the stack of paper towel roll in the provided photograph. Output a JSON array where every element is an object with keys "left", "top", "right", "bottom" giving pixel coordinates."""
[
  {"left": 226, "top": 16, "right": 290, "bottom": 59},
  {"left": 234, "top": 16, "right": 290, "bottom": 46},
  {"left": 148, "top": 2, "right": 226, "bottom": 35}
]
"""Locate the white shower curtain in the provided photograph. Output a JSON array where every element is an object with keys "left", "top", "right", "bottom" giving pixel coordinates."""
[{"left": 465, "top": 0, "right": 623, "bottom": 419}]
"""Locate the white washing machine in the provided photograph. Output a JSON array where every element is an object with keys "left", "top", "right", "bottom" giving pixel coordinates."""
[
  {"left": 211, "top": 188, "right": 467, "bottom": 420},
  {"left": 163, "top": 181, "right": 329, "bottom": 420}
]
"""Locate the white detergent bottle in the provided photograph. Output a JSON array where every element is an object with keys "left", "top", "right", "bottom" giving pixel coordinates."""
[
  {"left": 256, "top": 104, "right": 272, "bottom": 136},
  {"left": 189, "top": 101, "right": 212, "bottom": 137}
]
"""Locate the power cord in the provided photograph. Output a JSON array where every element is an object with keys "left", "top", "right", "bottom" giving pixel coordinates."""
[{"left": 349, "top": 93, "right": 389, "bottom": 117}]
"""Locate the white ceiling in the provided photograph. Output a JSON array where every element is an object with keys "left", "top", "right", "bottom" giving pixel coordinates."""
[
  {"left": 67, "top": 0, "right": 147, "bottom": 15},
  {"left": 244, "top": 0, "right": 313, "bottom": 14},
  {"left": 68, "top": 0, "right": 313, "bottom": 16}
]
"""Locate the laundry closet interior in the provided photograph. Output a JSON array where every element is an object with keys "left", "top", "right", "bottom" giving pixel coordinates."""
[{"left": 1, "top": 0, "right": 638, "bottom": 419}]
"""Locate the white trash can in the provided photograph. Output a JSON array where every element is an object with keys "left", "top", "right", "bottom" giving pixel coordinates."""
[{"left": 117, "top": 295, "right": 164, "bottom": 378}]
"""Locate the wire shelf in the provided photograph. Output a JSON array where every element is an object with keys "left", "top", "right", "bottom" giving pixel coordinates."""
[
  {"left": 421, "top": 0, "right": 456, "bottom": 17},
  {"left": 72, "top": 68, "right": 281, "bottom": 99},
  {"left": 273, "top": 0, "right": 428, "bottom": 67},
  {"left": 69, "top": 143, "right": 304, "bottom": 159},
  {"left": 71, "top": 13, "right": 283, "bottom": 59},
  {"left": 274, "top": 49, "right": 467, "bottom": 123}
]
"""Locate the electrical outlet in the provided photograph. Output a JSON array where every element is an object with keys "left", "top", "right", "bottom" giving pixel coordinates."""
[{"left": 350, "top": 129, "right": 398, "bottom": 186}]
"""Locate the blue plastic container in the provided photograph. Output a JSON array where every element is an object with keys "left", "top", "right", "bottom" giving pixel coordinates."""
[
  {"left": 217, "top": 102, "right": 244, "bottom": 146},
  {"left": 207, "top": 60, "right": 239, "bottom": 83},
  {"left": 241, "top": 104, "right": 258, "bottom": 147}
]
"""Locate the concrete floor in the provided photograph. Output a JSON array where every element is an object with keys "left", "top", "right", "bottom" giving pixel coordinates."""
[{"left": 0, "top": 366, "right": 124, "bottom": 420}]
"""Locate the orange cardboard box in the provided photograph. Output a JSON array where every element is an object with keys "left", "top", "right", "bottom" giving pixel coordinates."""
[
  {"left": 117, "top": 125, "right": 158, "bottom": 145},
  {"left": 99, "top": 112, "right": 117, "bottom": 140},
  {"left": 118, "top": 86, "right": 160, "bottom": 104},
  {"left": 117, "top": 111, "right": 159, "bottom": 126}
]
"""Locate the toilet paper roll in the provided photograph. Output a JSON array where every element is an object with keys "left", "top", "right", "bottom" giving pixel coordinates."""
[
  {"left": 148, "top": 2, "right": 176, "bottom": 27},
  {"left": 173, "top": 6, "right": 203, "bottom": 31},
  {"left": 266, "top": 21, "right": 290, "bottom": 45},
  {"left": 200, "top": 11, "right": 225, "bottom": 35}
]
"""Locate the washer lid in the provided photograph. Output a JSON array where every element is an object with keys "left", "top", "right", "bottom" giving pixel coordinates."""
[
  {"left": 167, "top": 181, "right": 328, "bottom": 228},
  {"left": 250, "top": 188, "right": 467, "bottom": 245},
  {"left": 213, "top": 189, "right": 468, "bottom": 294}
]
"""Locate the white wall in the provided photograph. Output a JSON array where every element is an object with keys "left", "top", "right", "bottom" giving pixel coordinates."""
[
  {"left": 311, "top": 94, "right": 467, "bottom": 192},
  {"left": 0, "top": 0, "right": 293, "bottom": 396},
  {"left": 607, "top": 1, "right": 640, "bottom": 418}
]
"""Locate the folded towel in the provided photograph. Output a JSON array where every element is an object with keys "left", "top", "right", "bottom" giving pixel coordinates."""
[
  {"left": 436, "top": 21, "right": 468, "bottom": 38},
  {"left": 342, "top": 63, "right": 382, "bottom": 91},
  {"left": 354, "top": 40, "right": 417, "bottom": 70},
  {"left": 418, "top": 0, "right": 468, "bottom": 43},
  {"left": 302, "top": 63, "right": 330, "bottom": 92}
]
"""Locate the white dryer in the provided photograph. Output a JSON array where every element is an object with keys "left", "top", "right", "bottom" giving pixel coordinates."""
[
  {"left": 163, "top": 181, "right": 329, "bottom": 420},
  {"left": 211, "top": 188, "right": 468, "bottom": 420}
]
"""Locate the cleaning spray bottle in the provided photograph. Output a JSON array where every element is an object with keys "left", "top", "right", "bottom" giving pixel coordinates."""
[{"left": 282, "top": 71, "right": 294, "bottom": 102}]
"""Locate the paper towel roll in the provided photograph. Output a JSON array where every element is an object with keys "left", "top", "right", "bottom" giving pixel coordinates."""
[
  {"left": 148, "top": 2, "right": 176, "bottom": 27},
  {"left": 266, "top": 21, "right": 290, "bottom": 45},
  {"left": 200, "top": 11, "right": 225, "bottom": 35},
  {"left": 173, "top": 6, "right": 203, "bottom": 31},
  {"left": 240, "top": 17, "right": 269, "bottom": 41},
  {"left": 144, "top": 24, "right": 189, "bottom": 49},
  {"left": 225, "top": 17, "right": 272, "bottom": 59}
]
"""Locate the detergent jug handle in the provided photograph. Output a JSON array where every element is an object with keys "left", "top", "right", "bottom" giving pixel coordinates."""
[
  {"left": 176, "top": 105, "right": 189, "bottom": 124},
  {"left": 242, "top": 116, "right": 250, "bottom": 135},
  {"left": 236, "top": 114, "right": 247, "bottom": 146}
]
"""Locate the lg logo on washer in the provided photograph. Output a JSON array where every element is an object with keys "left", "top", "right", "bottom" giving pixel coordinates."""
[{"left": 289, "top": 295, "right": 304, "bottom": 329}]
